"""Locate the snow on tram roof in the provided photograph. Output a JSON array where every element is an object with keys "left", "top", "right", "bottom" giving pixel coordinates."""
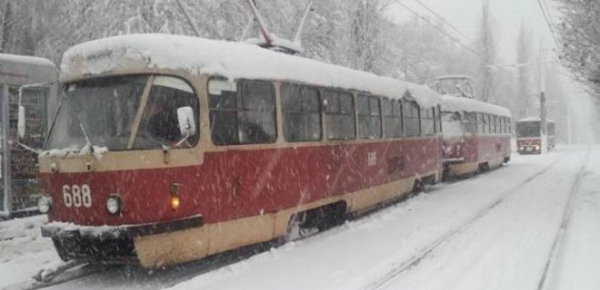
[
  {"left": 517, "top": 116, "right": 555, "bottom": 123},
  {"left": 441, "top": 94, "right": 511, "bottom": 117},
  {"left": 61, "top": 34, "right": 440, "bottom": 108},
  {"left": 0, "top": 53, "right": 56, "bottom": 68}
]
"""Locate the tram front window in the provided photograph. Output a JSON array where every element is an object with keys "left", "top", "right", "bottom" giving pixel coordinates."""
[
  {"left": 517, "top": 122, "right": 541, "bottom": 138},
  {"left": 46, "top": 76, "right": 148, "bottom": 151}
]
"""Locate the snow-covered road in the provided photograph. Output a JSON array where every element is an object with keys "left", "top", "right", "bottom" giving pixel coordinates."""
[{"left": 1, "top": 146, "right": 599, "bottom": 290}]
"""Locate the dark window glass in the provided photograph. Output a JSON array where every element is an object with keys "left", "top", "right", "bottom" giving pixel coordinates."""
[
  {"left": 383, "top": 98, "right": 403, "bottom": 138},
  {"left": 324, "top": 90, "right": 355, "bottom": 140},
  {"left": 282, "top": 84, "right": 322, "bottom": 142},
  {"left": 435, "top": 106, "right": 442, "bottom": 134},
  {"left": 517, "top": 121, "right": 541, "bottom": 137},
  {"left": 464, "top": 112, "right": 477, "bottom": 135},
  {"left": 482, "top": 114, "right": 488, "bottom": 134},
  {"left": 208, "top": 79, "right": 276, "bottom": 145},
  {"left": 404, "top": 100, "right": 420, "bottom": 137},
  {"left": 420, "top": 107, "right": 435, "bottom": 136},
  {"left": 358, "top": 94, "right": 382, "bottom": 139},
  {"left": 134, "top": 76, "right": 199, "bottom": 149}
]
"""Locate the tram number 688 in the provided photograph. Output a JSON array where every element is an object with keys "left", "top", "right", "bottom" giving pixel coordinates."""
[{"left": 63, "top": 184, "right": 92, "bottom": 208}]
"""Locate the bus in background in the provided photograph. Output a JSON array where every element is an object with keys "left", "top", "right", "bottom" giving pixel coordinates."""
[
  {"left": 516, "top": 117, "right": 556, "bottom": 154},
  {"left": 0, "top": 53, "right": 58, "bottom": 219}
]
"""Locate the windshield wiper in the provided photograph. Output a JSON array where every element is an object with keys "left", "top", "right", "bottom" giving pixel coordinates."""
[{"left": 79, "top": 121, "right": 95, "bottom": 154}]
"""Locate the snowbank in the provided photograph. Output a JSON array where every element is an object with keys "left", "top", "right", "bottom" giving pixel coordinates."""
[
  {"left": 441, "top": 94, "right": 511, "bottom": 117},
  {"left": 61, "top": 34, "right": 440, "bottom": 108}
]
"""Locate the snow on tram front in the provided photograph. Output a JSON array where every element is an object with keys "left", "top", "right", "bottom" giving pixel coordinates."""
[{"left": 36, "top": 34, "right": 443, "bottom": 268}]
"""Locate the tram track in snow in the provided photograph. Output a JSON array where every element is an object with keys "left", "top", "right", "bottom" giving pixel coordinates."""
[
  {"left": 536, "top": 147, "right": 591, "bottom": 290},
  {"left": 361, "top": 151, "right": 575, "bottom": 290}
]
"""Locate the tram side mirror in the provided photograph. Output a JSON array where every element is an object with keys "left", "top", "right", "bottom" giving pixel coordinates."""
[
  {"left": 177, "top": 106, "right": 196, "bottom": 137},
  {"left": 17, "top": 106, "right": 26, "bottom": 139}
]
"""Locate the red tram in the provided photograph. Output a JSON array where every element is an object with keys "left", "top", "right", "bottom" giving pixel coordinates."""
[
  {"left": 440, "top": 94, "right": 512, "bottom": 177},
  {"left": 34, "top": 34, "right": 443, "bottom": 268},
  {"left": 516, "top": 117, "right": 556, "bottom": 154}
]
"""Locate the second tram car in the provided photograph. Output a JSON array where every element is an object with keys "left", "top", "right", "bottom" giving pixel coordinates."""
[
  {"left": 440, "top": 94, "right": 512, "bottom": 177},
  {"left": 516, "top": 117, "right": 556, "bottom": 154},
  {"left": 36, "top": 34, "right": 443, "bottom": 268}
]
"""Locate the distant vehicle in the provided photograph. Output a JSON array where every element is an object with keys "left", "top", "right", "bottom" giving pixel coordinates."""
[
  {"left": 35, "top": 34, "right": 443, "bottom": 269},
  {"left": 516, "top": 117, "right": 556, "bottom": 154},
  {"left": 0, "top": 53, "right": 58, "bottom": 218},
  {"left": 439, "top": 94, "right": 512, "bottom": 178}
]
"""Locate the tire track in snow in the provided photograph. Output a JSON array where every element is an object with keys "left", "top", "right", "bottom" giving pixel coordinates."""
[
  {"left": 362, "top": 151, "right": 574, "bottom": 290},
  {"left": 536, "top": 147, "right": 591, "bottom": 290}
]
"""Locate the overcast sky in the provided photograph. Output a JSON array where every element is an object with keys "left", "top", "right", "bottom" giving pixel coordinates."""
[{"left": 386, "top": 0, "right": 559, "bottom": 63}]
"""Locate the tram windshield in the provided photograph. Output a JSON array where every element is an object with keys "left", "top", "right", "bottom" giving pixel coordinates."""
[
  {"left": 46, "top": 76, "right": 148, "bottom": 151},
  {"left": 516, "top": 122, "right": 541, "bottom": 138},
  {"left": 441, "top": 112, "right": 464, "bottom": 138}
]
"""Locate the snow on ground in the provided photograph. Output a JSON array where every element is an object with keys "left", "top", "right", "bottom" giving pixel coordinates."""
[
  {"left": 1, "top": 146, "right": 598, "bottom": 290},
  {"left": 0, "top": 215, "right": 58, "bottom": 289},
  {"left": 550, "top": 148, "right": 600, "bottom": 290}
]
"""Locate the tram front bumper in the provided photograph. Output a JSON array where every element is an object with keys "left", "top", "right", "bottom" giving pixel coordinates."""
[
  {"left": 518, "top": 145, "right": 541, "bottom": 154},
  {"left": 41, "top": 215, "right": 204, "bottom": 266}
]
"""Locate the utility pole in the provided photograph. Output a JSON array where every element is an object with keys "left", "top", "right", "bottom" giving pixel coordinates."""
[
  {"left": 1, "top": 83, "right": 10, "bottom": 217},
  {"left": 539, "top": 38, "right": 548, "bottom": 154}
]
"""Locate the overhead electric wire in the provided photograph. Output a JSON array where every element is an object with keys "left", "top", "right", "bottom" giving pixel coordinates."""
[
  {"left": 410, "top": 0, "right": 472, "bottom": 43},
  {"left": 391, "top": 0, "right": 480, "bottom": 56},
  {"left": 535, "top": 0, "right": 560, "bottom": 47}
]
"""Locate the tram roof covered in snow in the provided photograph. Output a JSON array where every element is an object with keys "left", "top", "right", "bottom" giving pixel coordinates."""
[
  {"left": 61, "top": 34, "right": 440, "bottom": 108},
  {"left": 441, "top": 94, "right": 512, "bottom": 117},
  {"left": 0, "top": 53, "right": 57, "bottom": 85}
]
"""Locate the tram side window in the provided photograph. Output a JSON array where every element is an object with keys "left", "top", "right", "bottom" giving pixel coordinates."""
[
  {"left": 383, "top": 98, "right": 403, "bottom": 138},
  {"left": 435, "top": 106, "right": 442, "bottom": 133},
  {"left": 281, "top": 84, "right": 322, "bottom": 142},
  {"left": 420, "top": 108, "right": 435, "bottom": 135},
  {"left": 477, "top": 113, "right": 484, "bottom": 134},
  {"left": 358, "top": 94, "right": 382, "bottom": 139},
  {"left": 324, "top": 90, "right": 355, "bottom": 140},
  {"left": 403, "top": 100, "right": 420, "bottom": 137},
  {"left": 462, "top": 112, "right": 476, "bottom": 136},
  {"left": 496, "top": 116, "right": 501, "bottom": 133},
  {"left": 492, "top": 116, "right": 497, "bottom": 134},
  {"left": 209, "top": 79, "right": 276, "bottom": 145}
]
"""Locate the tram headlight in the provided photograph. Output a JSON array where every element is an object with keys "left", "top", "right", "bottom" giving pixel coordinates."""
[
  {"left": 534, "top": 145, "right": 540, "bottom": 151},
  {"left": 37, "top": 195, "right": 52, "bottom": 214},
  {"left": 106, "top": 195, "right": 122, "bottom": 215}
]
